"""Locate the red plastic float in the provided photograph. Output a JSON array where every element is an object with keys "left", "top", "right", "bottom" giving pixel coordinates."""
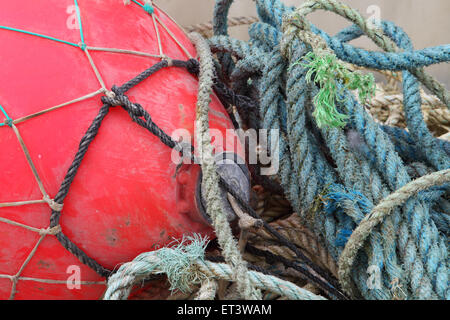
[{"left": 0, "top": 0, "right": 243, "bottom": 299}]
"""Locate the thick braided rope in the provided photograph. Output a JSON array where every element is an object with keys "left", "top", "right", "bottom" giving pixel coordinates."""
[
  {"left": 311, "top": 19, "right": 450, "bottom": 170},
  {"left": 280, "top": 1, "right": 450, "bottom": 170},
  {"left": 189, "top": 32, "right": 261, "bottom": 300},
  {"left": 103, "top": 240, "right": 326, "bottom": 300},
  {"left": 213, "top": 0, "right": 236, "bottom": 78},
  {"left": 209, "top": 36, "right": 347, "bottom": 300},
  {"left": 210, "top": 4, "right": 377, "bottom": 291},
  {"left": 368, "top": 93, "right": 447, "bottom": 110},
  {"left": 339, "top": 169, "right": 450, "bottom": 296},
  {"left": 268, "top": 0, "right": 446, "bottom": 300},
  {"left": 255, "top": 1, "right": 450, "bottom": 171},
  {"left": 211, "top": 0, "right": 449, "bottom": 299},
  {"left": 282, "top": 36, "right": 398, "bottom": 300}
]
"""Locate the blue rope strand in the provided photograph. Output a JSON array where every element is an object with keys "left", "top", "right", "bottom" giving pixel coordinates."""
[
  {"left": 73, "top": 0, "right": 86, "bottom": 49},
  {"left": 0, "top": 105, "right": 12, "bottom": 127},
  {"left": 0, "top": 25, "right": 80, "bottom": 48}
]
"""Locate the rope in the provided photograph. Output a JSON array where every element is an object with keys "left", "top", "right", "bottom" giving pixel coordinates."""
[
  {"left": 2, "top": 1, "right": 298, "bottom": 297},
  {"left": 189, "top": 32, "right": 261, "bottom": 300},
  {"left": 184, "top": 16, "right": 259, "bottom": 37},
  {"left": 103, "top": 235, "right": 326, "bottom": 300},
  {"left": 2, "top": 0, "right": 448, "bottom": 300},
  {"left": 195, "top": 280, "right": 218, "bottom": 300},
  {"left": 368, "top": 93, "right": 447, "bottom": 111},
  {"left": 284, "top": 0, "right": 450, "bottom": 108},
  {"left": 338, "top": 169, "right": 450, "bottom": 297},
  {"left": 210, "top": 0, "right": 449, "bottom": 300},
  {"left": 251, "top": 214, "right": 339, "bottom": 277}
]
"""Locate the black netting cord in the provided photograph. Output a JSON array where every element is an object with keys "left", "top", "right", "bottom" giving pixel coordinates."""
[
  {"left": 49, "top": 58, "right": 343, "bottom": 299},
  {"left": 48, "top": 59, "right": 257, "bottom": 279}
]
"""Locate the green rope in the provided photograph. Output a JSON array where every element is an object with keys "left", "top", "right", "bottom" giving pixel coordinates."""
[
  {"left": 0, "top": 105, "right": 12, "bottom": 127},
  {"left": 0, "top": 25, "right": 80, "bottom": 48}
]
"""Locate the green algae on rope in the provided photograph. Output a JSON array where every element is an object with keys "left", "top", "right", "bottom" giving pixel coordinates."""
[
  {"left": 290, "top": 50, "right": 375, "bottom": 128},
  {"left": 282, "top": 4, "right": 376, "bottom": 128}
]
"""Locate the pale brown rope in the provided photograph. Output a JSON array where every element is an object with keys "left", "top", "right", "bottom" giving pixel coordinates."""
[
  {"left": 155, "top": 14, "right": 192, "bottom": 59},
  {"left": 11, "top": 89, "right": 104, "bottom": 125},
  {"left": 83, "top": 48, "right": 108, "bottom": 91},
  {"left": 184, "top": 16, "right": 259, "bottom": 38},
  {"left": 367, "top": 85, "right": 450, "bottom": 139},
  {"left": 151, "top": 3, "right": 164, "bottom": 57},
  {"left": 85, "top": 46, "right": 162, "bottom": 59}
]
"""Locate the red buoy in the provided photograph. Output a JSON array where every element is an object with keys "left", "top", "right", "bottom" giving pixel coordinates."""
[{"left": 0, "top": 0, "right": 244, "bottom": 299}]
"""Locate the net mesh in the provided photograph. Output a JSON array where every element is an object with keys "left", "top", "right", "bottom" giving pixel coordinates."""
[{"left": 0, "top": 0, "right": 193, "bottom": 299}]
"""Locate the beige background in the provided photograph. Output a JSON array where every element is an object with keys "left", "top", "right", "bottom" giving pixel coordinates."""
[{"left": 155, "top": 0, "right": 450, "bottom": 86}]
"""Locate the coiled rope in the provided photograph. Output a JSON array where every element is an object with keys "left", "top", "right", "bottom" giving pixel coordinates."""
[{"left": 208, "top": 0, "right": 449, "bottom": 300}]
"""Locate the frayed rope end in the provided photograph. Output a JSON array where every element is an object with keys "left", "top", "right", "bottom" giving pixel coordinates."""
[{"left": 156, "top": 234, "right": 210, "bottom": 293}]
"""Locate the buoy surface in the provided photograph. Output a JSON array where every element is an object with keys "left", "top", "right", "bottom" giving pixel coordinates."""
[{"left": 0, "top": 0, "right": 240, "bottom": 299}]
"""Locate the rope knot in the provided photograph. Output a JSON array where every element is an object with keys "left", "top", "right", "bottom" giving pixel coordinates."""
[
  {"left": 186, "top": 59, "right": 200, "bottom": 76},
  {"left": 0, "top": 105, "right": 13, "bottom": 127},
  {"left": 143, "top": 2, "right": 154, "bottom": 15},
  {"left": 162, "top": 55, "right": 173, "bottom": 67},
  {"left": 127, "top": 102, "right": 144, "bottom": 118},
  {"left": 43, "top": 196, "right": 64, "bottom": 212},
  {"left": 78, "top": 42, "right": 87, "bottom": 51},
  {"left": 101, "top": 95, "right": 117, "bottom": 106},
  {"left": 104, "top": 89, "right": 116, "bottom": 99},
  {"left": 39, "top": 225, "right": 62, "bottom": 236},
  {"left": 101, "top": 86, "right": 144, "bottom": 117}
]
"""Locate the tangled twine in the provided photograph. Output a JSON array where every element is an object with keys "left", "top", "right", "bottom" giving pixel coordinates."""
[{"left": 208, "top": 0, "right": 449, "bottom": 300}]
